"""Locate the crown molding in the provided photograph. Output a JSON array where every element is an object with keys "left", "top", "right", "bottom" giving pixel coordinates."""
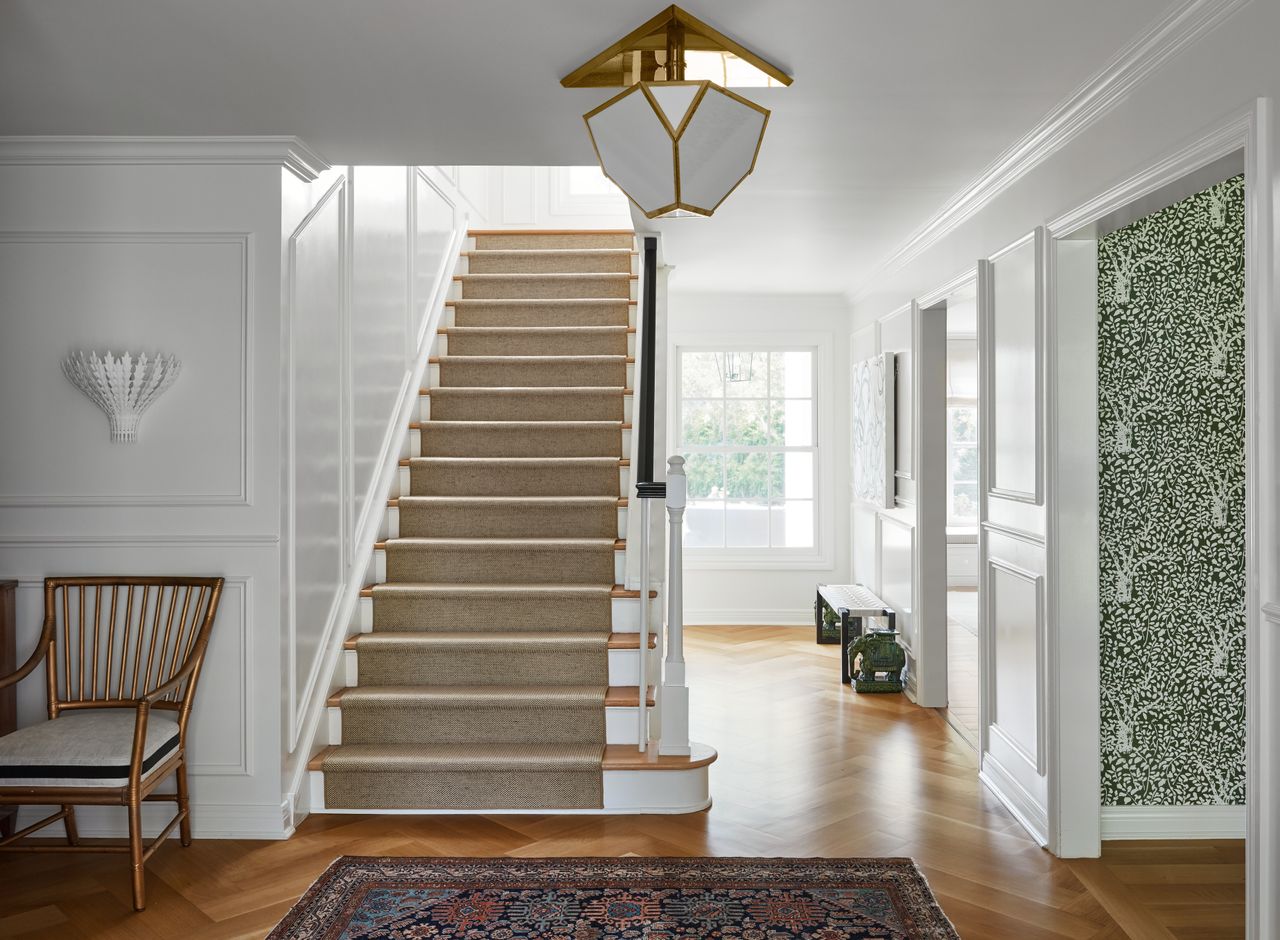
[
  {"left": 850, "top": 0, "right": 1252, "bottom": 302},
  {"left": 0, "top": 135, "right": 330, "bottom": 181}
]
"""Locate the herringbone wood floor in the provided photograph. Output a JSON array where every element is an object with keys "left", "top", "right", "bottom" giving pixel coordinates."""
[{"left": 0, "top": 626, "right": 1244, "bottom": 938}]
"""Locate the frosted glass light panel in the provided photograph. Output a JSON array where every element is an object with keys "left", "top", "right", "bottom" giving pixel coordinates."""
[
  {"left": 584, "top": 80, "right": 768, "bottom": 219},
  {"left": 678, "top": 348, "right": 816, "bottom": 550}
]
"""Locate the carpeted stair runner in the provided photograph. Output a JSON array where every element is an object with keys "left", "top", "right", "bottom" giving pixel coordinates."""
[
  {"left": 397, "top": 496, "right": 618, "bottom": 539},
  {"left": 371, "top": 583, "right": 614, "bottom": 632},
  {"left": 418, "top": 421, "right": 623, "bottom": 457},
  {"left": 426, "top": 387, "right": 625, "bottom": 421},
  {"left": 409, "top": 456, "right": 621, "bottom": 496},
  {"left": 322, "top": 230, "right": 636, "bottom": 810},
  {"left": 445, "top": 326, "right": 628, "bottom": 356}
]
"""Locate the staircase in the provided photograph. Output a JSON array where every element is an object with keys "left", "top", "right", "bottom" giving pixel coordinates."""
[{"left": 308, "top": 229, "right": 715, "bottom": 814}]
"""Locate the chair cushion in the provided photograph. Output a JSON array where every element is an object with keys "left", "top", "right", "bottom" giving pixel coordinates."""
[{"left": 0, "top": 710, "right": 180, "bottom": 788}]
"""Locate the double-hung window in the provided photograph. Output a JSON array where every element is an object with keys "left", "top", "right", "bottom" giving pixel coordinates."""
[{"left": 675, "top": 347, "right": 819, "bottom": 558}]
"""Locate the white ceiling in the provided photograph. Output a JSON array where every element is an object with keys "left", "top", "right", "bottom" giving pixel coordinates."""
[{"left": 0, "top": 0, "right": 1176, "bottom": 294}]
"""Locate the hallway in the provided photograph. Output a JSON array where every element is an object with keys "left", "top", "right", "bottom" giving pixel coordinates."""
[{"left": 0, "top": 626, "right": 1243, "bottom": 938}]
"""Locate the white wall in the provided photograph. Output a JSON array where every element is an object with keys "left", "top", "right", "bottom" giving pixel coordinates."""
[
  {"left": 479, "top": 166, "right": 632, "bottom": 230},
  {"left": 0, "top": 161, "right": 289, "bottom": 837},
  {"left": 667, "top": 291, "right": 851, "bottom": 625},
  {"left": 845, "top": 0, "right": 1280, "bottom": 902},
  {"left": 0, "top": 153, "right": 482, "bottom": 838}
]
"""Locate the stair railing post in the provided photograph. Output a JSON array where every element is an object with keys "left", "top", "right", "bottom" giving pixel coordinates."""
[
  {"left": 638, "top": 497, "right": 650, "bottom": 753},
  {"left": 660, "top": 455, "right": 691, "bottom": 756}
]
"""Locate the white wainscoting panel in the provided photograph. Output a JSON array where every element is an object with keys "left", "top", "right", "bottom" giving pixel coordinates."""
[
  {"left": 287, "top": 174, "right": 349, "bottom": 749},
  {"left": 977, "top": 235, "right": 1051, "bottom": 845},
  {"left": 985, "top": 231, "right": 1043, "bottom": 502}
]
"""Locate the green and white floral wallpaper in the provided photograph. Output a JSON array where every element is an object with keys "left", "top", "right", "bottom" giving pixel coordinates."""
[{"left": 1097, "top": 175, "right": 1246, "bottom": 805}]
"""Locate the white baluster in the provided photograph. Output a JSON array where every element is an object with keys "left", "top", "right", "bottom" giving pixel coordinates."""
[
  {"left": 660, "top": 456, "right": 691, "bottom": 756},
  {"left": 638, "top": 497, "right": 651, "bottom": 752}
]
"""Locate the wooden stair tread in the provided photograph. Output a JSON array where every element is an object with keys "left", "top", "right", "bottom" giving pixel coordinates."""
[
  {"left": 399, "top": 457, "right": 630, "bottom": 467},
  {"left": 453, "top": 273, "right": 638, "bottom": 280},
  {"left": 462, "top": 249, "right": 636, "bottom": 256},
  {"left": 313, "top": 742, "right": 715, "bottom": 774},
  {"left": 437, "top": 326, "right": 638, "bottom": 334},
  {"left": 328, "top": 685, "right": 653, "bottom": 708},
  {"left": 429, "top": 355, "right": 635, "bottom": 363},
  {"left": 467, "top": 229, "right": 635, "bottom": 236},
  {"left": 374, "top": 538, "right": 626, "bottom": 550},
  {"left": 362, "top": 583, "right": 647, "bottom": 599},
  {"left": 601, "top": 743, "right": 718, "bottom": 771},
  {"left": 342, "top": 632, "right": 655, "bottom": 651},
  {"left": 389, "top": 495, "right": 629, "bottom": 506},
  {"left": 420, "top": 387, "right": 634, "bottom": 395},
  {"left": 445, "top": 299, "right": 638, "bottom": 305}
]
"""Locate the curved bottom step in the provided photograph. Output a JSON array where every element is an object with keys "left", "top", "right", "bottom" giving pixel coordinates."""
[{"left": 307, "top": 742, "right": 716, "bottom": 815}]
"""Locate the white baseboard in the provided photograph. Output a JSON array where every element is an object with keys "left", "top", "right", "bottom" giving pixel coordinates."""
[
  {"left": 16, "top": 800, "right": 294, "bottom": 840},
  {"left": 684, "top": 609, "right": 812, "bottom": 626},
  {"left": 979, "top": 756, "right": 1049, "bottom": 846},
  {"left": 1101, "top": 804, "right": 1246, "bottom": 840}
]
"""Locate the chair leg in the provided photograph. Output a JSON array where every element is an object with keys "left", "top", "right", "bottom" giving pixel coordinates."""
[
  {"left": 62, "top": 805, "right": 79, "bottom": 846},
  {"left": 176, "top": 761, "right": 193, "bottom": 847},
  {"left": 127, "top": 795, "right": 146, "bottom": 911}
]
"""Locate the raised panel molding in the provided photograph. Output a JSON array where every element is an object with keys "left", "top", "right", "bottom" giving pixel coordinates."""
[
  {"left": 286, "top": 175, "right": 350, "bottom": 751},
  {"left": 985, "top": 558, "right": 1047, "bottom": 775},
  {"left": 0, "top": 231, "right": 252, "bottom": 507},
  {"left": 877, "top": 511, "right": 916, "bottom": 656},
  {"left": 980, "top": 230, "right": 1045, "bottom": 504}
]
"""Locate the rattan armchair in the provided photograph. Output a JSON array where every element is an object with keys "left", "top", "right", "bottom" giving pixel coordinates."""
[{"left": 0, "top": 577, "right": 224, "bottom": 911}]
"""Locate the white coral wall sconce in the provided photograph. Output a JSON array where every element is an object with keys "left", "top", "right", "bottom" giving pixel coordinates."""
[{"left": 62, "top": 350, "right": 181, "bottom": 443}]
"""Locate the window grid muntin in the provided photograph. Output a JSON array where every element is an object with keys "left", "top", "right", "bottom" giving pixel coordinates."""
[{"left": 677, "top": 347, "right": 818, "bottom": 550}]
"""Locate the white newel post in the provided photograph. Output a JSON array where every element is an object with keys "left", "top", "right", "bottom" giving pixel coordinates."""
[
  {"left": 660, "top": 455, "right": 691, "bottom": 755},
  {"left": 638, "top": 498, "right": 651, "bottom": 752}
]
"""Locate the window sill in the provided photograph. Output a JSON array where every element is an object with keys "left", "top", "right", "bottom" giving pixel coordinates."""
[{"left": 683, "top": 552, "right": 833, "bottom": 571}]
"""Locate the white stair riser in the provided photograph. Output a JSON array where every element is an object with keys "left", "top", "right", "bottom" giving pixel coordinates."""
[
  {"left": 340, "top": 648, "right": 656, "bottom": 688},
  {"left": 417, "top": 393, "right": 634, "bottom": 424},
  {"left": 358, "top": 595, "right": 658, "bottom": 633},
  {"left": 326, "top": 704, "right": 650, "bottom": 746},
  {"left": 307, "top": 764, "right": 710, "bottom": 815}
]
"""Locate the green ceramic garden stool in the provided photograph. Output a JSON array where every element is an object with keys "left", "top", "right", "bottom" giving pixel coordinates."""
[
  {"left": 814, "top": 584, "right": 896, "bottom": 684},
  {"left": 848, "top": 629, "right": 906, "bottom": 693}
]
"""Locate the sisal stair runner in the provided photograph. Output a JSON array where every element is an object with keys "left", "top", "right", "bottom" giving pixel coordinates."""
[{"left": 321, "top": 231, "right": 637, "bottom": 810}]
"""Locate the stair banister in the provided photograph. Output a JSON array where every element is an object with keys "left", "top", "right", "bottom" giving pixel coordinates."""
[{"left": 634, "top": 235, "right": 665, "bottom": 753}]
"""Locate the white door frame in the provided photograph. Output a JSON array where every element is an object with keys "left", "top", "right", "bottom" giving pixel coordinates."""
[{"left": 1045, "top": 99, "right": 1274, "bottom": 936}]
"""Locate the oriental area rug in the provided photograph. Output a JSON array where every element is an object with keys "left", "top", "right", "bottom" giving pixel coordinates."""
[{"left": 267, "top": 856, "right": 959, "bottom": 939}]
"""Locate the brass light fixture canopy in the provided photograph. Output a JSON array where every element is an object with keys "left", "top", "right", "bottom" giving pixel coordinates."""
[
  {"left": 568, "top": 6, "right": 788, "bottom": 220},
  {"left": 560, "top": 4, "right": 792, "bottom": 89}
]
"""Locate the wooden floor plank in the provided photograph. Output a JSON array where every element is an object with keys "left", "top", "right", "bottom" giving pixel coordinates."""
[{"left": 0, "top": 626, "right": 1245, "bottom": 937}]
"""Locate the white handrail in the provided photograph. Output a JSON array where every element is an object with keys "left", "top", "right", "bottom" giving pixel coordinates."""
[{"left": 660, "top": 456, "right": 691, "bottom": 756}]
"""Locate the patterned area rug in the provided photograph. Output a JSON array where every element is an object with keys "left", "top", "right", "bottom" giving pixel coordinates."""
[{"left": 268, "top": 856, "right": 959, "bottom": 939}]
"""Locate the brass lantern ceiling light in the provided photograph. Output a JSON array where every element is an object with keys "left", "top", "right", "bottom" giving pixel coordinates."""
[{"left": 561, "top": 5, "right": 791, "bottom": 220}]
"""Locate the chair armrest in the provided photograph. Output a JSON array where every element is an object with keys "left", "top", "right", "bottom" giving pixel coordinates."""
[
  {"left": 140, "top": 660, "right": 200, "bottom": 704},
  {"left": 0, "top": 627, "right": 52, "bottom": 691}
]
